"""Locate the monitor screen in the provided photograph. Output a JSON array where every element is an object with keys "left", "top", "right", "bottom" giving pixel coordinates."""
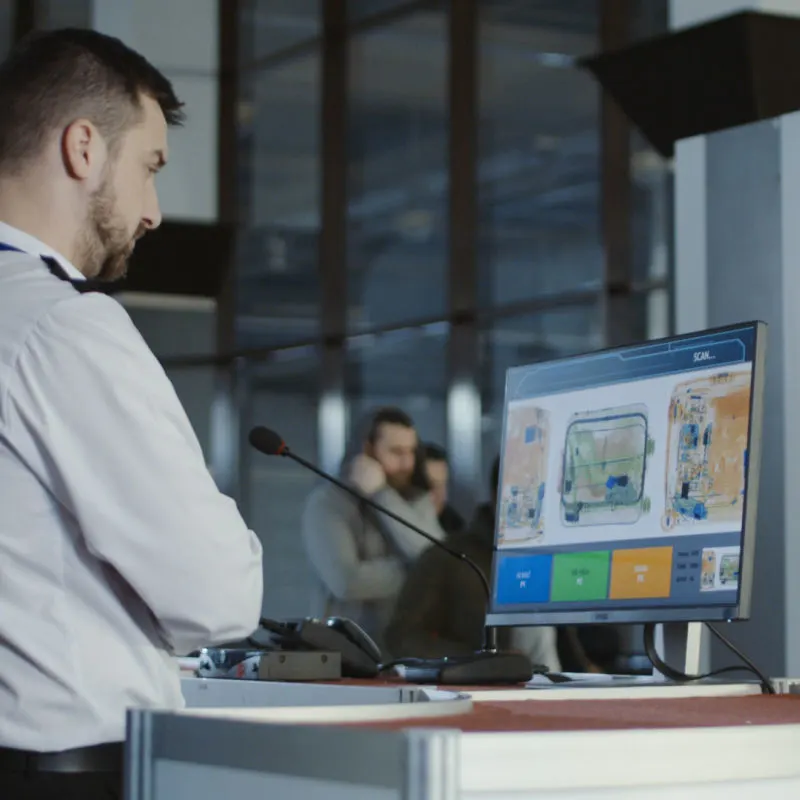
[{"left": 486, "top": 322, "right": 766, "bottom": 627}]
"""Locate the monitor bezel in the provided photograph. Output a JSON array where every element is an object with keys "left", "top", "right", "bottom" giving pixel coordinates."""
[{"left": 485, "top": 320, "right": 767, "bottom": 628}]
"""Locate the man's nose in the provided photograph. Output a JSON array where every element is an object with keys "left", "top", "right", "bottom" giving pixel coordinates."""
[{"left": 142, "top": 186, "right": 162, "bottom": 231}]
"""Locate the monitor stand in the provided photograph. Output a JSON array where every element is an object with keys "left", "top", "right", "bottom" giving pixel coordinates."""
[
  {"left": 530, "top": 623, "right": 707, "bottom": 689},
  {"left": 652, "top": 621, "right": 704, "bottom": 680}
]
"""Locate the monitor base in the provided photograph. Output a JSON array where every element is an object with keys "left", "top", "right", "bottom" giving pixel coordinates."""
[{"left": 392, "top": 650, "right": 545, "bottom": 685}]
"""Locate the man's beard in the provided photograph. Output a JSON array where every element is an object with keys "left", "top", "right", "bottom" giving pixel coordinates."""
[
  {"left": 74, "top": 176, "right": 140, "bottom": 282},
  {"left": 386, "top": 471, "right": 415, "bottom": 498}
]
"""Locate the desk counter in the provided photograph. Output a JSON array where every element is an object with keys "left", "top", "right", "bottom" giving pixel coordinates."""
[{"left": 125, "top": 677, "right": 800, "bottom": 799}]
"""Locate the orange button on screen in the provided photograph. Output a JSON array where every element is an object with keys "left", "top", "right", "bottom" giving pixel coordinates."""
[{"left": 609, "top": 546, "right": 673, "bottom": 599}]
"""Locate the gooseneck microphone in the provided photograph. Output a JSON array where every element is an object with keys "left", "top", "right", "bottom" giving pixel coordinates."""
[
  {"left": 248, "top": 425, "right": 493, "bottom": 628},
  {"left": 249, "top": 425, "right": 543, "bottom": 684}
]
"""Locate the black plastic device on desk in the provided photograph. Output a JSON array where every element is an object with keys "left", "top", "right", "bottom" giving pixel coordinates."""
[
  {"left": 197, "top": 615, "right": 382, "bottom": 681},
  {"left": 256, "top": 616, "right": 382, "bottom": 679},
  {"left": 248, "top": 426, "right": 542, "bottom": 686}
]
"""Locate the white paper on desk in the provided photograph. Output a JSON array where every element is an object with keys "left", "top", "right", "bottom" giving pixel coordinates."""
[
  {"left": 505, "top": 674, "right": 760, "bottom": 700},
  {"left": 526, "top": 672, "right": 638, "bottom": 686}
]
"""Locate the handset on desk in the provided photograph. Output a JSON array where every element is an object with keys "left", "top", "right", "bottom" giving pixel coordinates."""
[{"left": 252, "top": 616, "right": 382, "bottom": 679}]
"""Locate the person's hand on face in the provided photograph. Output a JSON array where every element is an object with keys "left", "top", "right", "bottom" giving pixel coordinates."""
[{"left": 349, "top": 454, "right": 386, "bottom": 495}]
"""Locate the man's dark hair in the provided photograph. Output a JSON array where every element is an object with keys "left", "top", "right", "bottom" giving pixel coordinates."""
[
  {"left": 366, "top": 407, "right": 415, "bottom": 445},
  {"left": 0, "top": 28, "right": 184, "bottom": 173},
  {"left": 423, "top": 443, "right": 447, "bottom": 463}
]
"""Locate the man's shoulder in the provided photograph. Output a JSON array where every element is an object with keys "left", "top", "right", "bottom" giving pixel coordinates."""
[
  {"left": 0, "top": 258, "right": 76, "bottom": 369},
  {"left": 304, "top": 480, "right": 358, "bottom": 514},
  {"left": 0, "top": 255, "right": 131, "bottom": 363},
  {"left": 0, "top": 257, "right": 157, "bottom": 408}
]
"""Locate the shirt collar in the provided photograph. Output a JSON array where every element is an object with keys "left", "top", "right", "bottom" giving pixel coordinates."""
[{"left": 0, "top": 221, "right": 85, "bottom": 282}]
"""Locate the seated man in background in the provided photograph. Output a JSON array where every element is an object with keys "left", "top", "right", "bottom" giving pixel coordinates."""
[
  {"left": 385, "top": 457, "right": 561, "bottom": 671},
  {"left": 302, "top": 407, "right": 446, "bottom": 654},
  {"left": 423, "top": 443, "right": 465, "bottom": 536}
]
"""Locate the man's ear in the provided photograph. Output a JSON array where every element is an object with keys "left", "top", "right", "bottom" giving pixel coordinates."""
[{"left": 62, "top": 119, "right": 102, "bottom": 181}]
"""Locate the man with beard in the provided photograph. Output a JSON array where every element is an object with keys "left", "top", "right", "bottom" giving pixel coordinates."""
[
  {"left": 302, "top": 407, "right": 446, "bottom": 654},
  {"left": 0, "top": 29, "right": 263, "bottom": 800}
]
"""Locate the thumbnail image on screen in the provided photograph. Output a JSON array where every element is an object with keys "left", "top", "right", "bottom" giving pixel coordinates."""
[
  {"left": 497, "top": 406, "right": 549, "bottom": 546},
  {"left": 488, "top": 323, "right": 764, "bottom": 626},
  {"left": 560, "top": 403, "right": 655, "bottom": 528},
  {"left": 700, "top": 546, "right": 740, "bottom": 593},
  {"left": 663, "top": 371, "right": 751, "bottom": 532}
]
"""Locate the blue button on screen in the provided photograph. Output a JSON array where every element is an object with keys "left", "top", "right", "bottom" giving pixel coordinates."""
[{"left": 495, "top": 554, "right": 553, "bottom": 605}]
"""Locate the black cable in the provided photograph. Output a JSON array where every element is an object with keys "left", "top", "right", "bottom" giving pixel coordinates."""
[
  {"left": 704, "top": 623, "right": 774, "bottom": 693},
  {"left": 643, "top": 622, "right": 774, "bottom": 694}
]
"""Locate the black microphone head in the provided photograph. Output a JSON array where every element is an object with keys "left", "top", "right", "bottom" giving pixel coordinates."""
[{"left": 248, "top": 426, "right": 288, "bottom": 456}]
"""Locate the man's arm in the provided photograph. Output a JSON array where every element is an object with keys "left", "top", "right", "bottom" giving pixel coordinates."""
[
  {"left": 3, "top": 295, "right": 263, "bottom": 655},
  {"left": 301, "top": 487, "right": 405, "bottom": 601}
]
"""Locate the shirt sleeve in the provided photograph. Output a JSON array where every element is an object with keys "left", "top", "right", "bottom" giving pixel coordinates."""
[{"left": 3, "top": 294, "right": 264, "bottom": 655}]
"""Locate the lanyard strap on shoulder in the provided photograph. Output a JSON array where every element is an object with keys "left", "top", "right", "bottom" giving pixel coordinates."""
[{"left": 0, "top": 241, "right": 97, "bottom": 293}]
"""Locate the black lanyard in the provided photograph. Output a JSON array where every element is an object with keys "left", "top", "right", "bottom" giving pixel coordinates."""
[{"left": 0, "top": 241, "right": 96, "bottom": 293}]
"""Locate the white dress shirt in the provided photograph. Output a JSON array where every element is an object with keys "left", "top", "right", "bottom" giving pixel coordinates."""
[{"left": 0, "top": 222, "right": 264, "bottom": 751}]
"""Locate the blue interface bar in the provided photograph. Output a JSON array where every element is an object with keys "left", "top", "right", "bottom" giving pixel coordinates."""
[{"left": 507, "top": 325, "right": 757, "bottom": 401}]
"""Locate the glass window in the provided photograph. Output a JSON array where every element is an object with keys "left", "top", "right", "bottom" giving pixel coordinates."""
[
  {"left": 645, "top": 288, "right": 670, "bottom": 341},
  {"left": 245, "top": 348, "right": 321, "bottom": 618},
  {"left": 479, "top": 305, "right": 603, "bottom": 478},
  {"left": 631, "top": 128, "right": 672, "bottom": 286},
  {"left": 629, "top": 0, "right": 672, "bottom": 295},
  {"left": 0, "top": 1, "right": 11, "bottom": 55},
  {"left": 630, "top": 0, "right": 668, "bottom": 42},
  {"left": 611, "top": 290, "right": 670, "bottom": 345},
  {"left": 126, "top": 304, "right": 217, "bottom": 360},
  {"left": 628, "top": 2, "right": 672, "bottom": 342},
  {"left": 481, "top": 0, "right": 598, "bottom": 42},
  {"left": 348, "top": 1, "right": 413, "bottom": 22},
  {"left": 36, "top": 0, "right": 92, "bottom": 29},
  {"left": 163, "top": 364, "right": 217, "bottom": 461},
  {"left": 240, "top": 0, "right": 320, "bottom": 67},
  {"left": 126, "top": 302, "right": 218, "bottom": 458},
  {"left": 237, "top": 49, "right": 321, "bottom": 348},
  {"left": 347, "top": 8, "right": 448, "bottom": 332},
  {"left": 478, "top": 1, "right": 602, "bottom": 307},
  {"left": 345, "top": 323, "right": 448, "bottom": 449}
]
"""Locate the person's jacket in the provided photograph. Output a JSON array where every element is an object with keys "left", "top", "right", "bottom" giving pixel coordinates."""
[
  {"left": 385, "top": 503, "right": 505, "bottom": 658},
  {"left": 438, "top": 503, "right": 465, "bottom": 536},
  {"left": 301, "top": 483, "right": 444, "bottom": 656}
]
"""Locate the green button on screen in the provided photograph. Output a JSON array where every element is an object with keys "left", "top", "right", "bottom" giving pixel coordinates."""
[{"left": 550, "top": 551, "right": 611, "bottom": 602}]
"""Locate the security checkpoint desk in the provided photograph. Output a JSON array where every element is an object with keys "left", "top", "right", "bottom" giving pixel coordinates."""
[{"left": 125, "top": 676, "right": 800, "bottom": 799}]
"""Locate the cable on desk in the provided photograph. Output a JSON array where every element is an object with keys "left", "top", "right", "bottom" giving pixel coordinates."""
[{"left": 643, "top": 622, "right": 774, "bottom": 694}]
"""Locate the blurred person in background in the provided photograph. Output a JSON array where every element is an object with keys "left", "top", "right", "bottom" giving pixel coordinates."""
[
  {"left": 385, "top": 456, "right": 561, "bottom": 671},
  {"left": 423, "top": 443, "right": 465, "bottom": 536},
  {"left": 302, "top": 407, "right": 446, "bottom": 654}
]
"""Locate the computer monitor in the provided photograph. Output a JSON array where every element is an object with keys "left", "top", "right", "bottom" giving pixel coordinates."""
[{"left": 486, "top": 322, "right": 766, "bottom": 628}]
